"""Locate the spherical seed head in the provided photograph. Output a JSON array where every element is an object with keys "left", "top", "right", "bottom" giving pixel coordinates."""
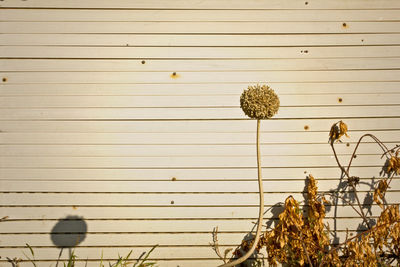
[{"left": 240, "top": 84, "right": 280, "bottom": 119}]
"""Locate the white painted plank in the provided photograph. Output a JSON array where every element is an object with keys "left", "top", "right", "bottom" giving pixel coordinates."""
[
  {"left": 1, "top": 82, "right": 399, "bottom": 96},
  {"left": 2, "top": 21, "right": 400, "bottom": 34},
  {"left": 0, "top": 154, "right": 388, "bottom": 168},
  {"left": 2, "top": 131, "right": 398, "bottom": 144},
  {"left": 0, "top": 143, "right": 385, "bottom": 157},
  {"left": 0, "top": 247, "right": 234, "bottom": 260},
  {"left": 2, "top": 46, "right": 400, "bottom": 58},
  {"left": 0, "top": 231, "right": 381, "bottom": 247},
  {"left": 0, "top": 106, "right": 399, "bottom": 120},
  {"left": 0, "top": 155, "right": 393, "bottom": 169},
  {"left": 0, "top": 205, "right": 390, "bottom": 219},
  {"left": 0, "top": 166, "right": 388, "bottom": 181},
  {"left": 1, "top": 193, "right": 304, "bottom": 206},
  {"left": 0, "top": 118, "right": 398, "bottom": 132},
  {"left": 1, "top": 178, "right": 397, "bottom": 192},
  {"left": 2, "top": 0, "right": 399, "bottom": 9},
  {"left": 6, "top": 243, "right": 390, "bottom": 261},
  {"left": 2, "top": 34, "right": 399, "bottom": 46},
  {"left": 2, "top": 9, "right": 399, "bottom": 22},
  {"left": 3, "top": 58, "right": 400, "bottom": 72},
  {"left": 0, "top": 260, "right": 222, "bottom": 267},
  {"left": 1, "top": 94, "right": 399, "bottom": 108},
  {"left": 1, "top": 190, "right": 398, "bottom": 206},
  {"left": 0, "top": 217, "right": 388, "bottom": 233},
  {"left": 2, "top": 70, "right": 400, "bottom": 83}
]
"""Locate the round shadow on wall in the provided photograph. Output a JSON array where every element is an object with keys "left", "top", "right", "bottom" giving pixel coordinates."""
[{"left": 51, "top": 215, "right": 87, "bottom": 248}]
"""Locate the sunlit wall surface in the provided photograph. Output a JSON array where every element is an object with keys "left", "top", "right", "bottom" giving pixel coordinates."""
[{"left": 1, "top": 1, "right": 400, "bottom": 266}]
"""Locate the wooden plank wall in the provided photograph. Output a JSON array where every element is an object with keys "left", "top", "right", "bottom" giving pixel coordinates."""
[{"left": 1, "top": 0, "right": 400, "bottom": 266}]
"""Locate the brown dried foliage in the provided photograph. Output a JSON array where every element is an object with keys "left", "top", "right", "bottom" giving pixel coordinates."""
[
  {"left": 329, "top": 120, "right": 349, "bottom": 144},
  {"left": 261, "top": 176, "right": 331, "bottom": 266},
  {"left": 337, "top": 204, "right": 400, "bottom": 267},
  {"left": 262, "top": 174, "right": 400, "bottom": 266},
  {"left": 212, "top": 121, "right": 400, "bottom": 266},
  {"left": 386, "top": 153, "right": 400, "bottom": 175},
  {"left": 374, "top": 179, "right": 389, "bottom": 209}
]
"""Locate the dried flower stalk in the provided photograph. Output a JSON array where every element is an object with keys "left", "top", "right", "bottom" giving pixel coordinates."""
[{"left": 215, "top": 85, "right": 279, "bottom": 267}]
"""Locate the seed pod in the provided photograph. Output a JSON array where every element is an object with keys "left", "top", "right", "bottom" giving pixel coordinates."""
[{"left": 240, "top": 84, "right": 280, "bottom": 119}]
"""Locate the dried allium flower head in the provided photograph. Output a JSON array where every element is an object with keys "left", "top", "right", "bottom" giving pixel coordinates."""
[{"left": 240, "top": 84, "right": 280, "bottom": 119}]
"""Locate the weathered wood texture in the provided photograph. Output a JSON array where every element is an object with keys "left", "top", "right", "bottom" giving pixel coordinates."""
[{"left": 1, "top": 0, "right": 400, "bottom": 266}]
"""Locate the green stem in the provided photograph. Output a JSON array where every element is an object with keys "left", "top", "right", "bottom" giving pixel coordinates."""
[{"left": 218, "top": 119, "right": 264, "bottom": 267}]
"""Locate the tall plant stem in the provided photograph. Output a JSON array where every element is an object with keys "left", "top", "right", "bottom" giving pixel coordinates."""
[{"left": 219, "top": 119, "right": 264, "bottom": 267}]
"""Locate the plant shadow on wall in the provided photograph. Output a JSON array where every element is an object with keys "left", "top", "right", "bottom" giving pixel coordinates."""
[
  {"left": 211, "top": 85, "right": 400, "bottom": 266},
  {"left": 5, "top": 215, "right": 87, "bottom": 267},
  {"left": 5, "top": 215, "right": 158, "bottom": 266},
  {"left": 50, "top": 215, "right": 88, "bottom": 264},
  {"left": 49, "top": 216, "right": 158, "bottom": 266}
]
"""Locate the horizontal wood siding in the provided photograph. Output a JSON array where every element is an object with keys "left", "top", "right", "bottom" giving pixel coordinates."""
[{"left": 1, "top": 0, "right": 399, "bottom": 266}]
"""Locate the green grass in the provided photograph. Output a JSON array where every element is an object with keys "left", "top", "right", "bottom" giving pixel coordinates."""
[{"left": 9, "top": 244, "right": 159, "bottom": 267}]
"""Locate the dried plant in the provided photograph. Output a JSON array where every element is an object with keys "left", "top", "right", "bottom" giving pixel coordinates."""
[
  {"left": 214, "top": 84, "right": 280, "bottom": 267},
  {"left": 2, "top": 244, "right": 158, "bottom": 267},
  {"left": 240, "top": 84, "right": 280, "bottom": 120},
  {"left": 212, "top": 118, "right": 400, "bottom": 266},
  {"left": 262, "top": 176, "right": 331, "bottom": 266}
]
